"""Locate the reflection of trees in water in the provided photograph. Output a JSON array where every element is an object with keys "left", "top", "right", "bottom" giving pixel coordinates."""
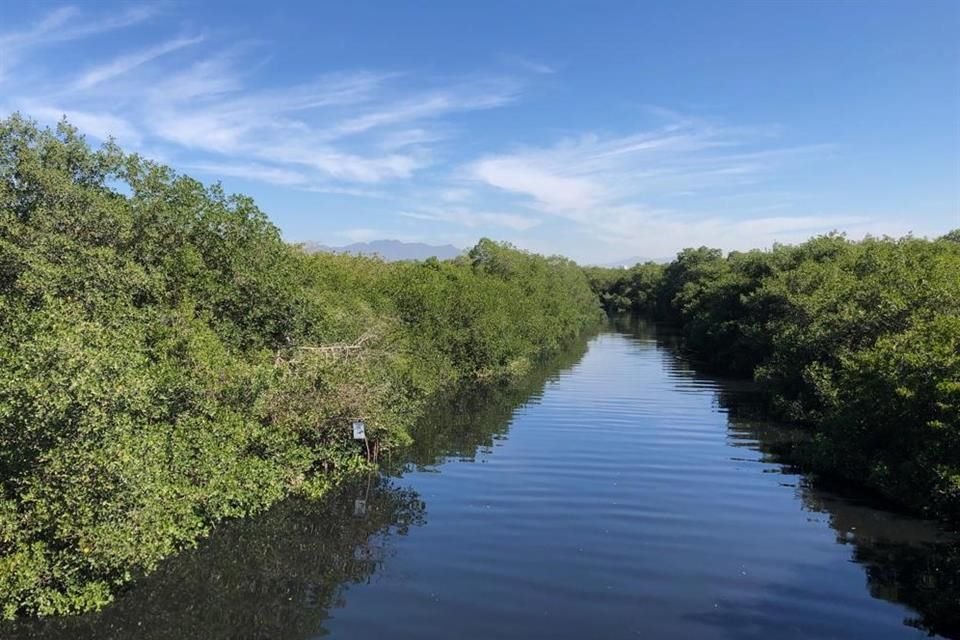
[
  {"left": 1, "top": 478, "right": 424, "bottom": 640},
  {"left": 720, "top": 379, "right": 960, "bottom": 638},
  {"left": 621, "top": 315, "right": 960, "bottom": 639},
  {"left": 799, "top": 477, "right": 958, "bottom": 638},
  {"left": 855, "top": 541, "right": 960, "bottom": 638},
  {"left": 392, "top": 332, "right": 592, "bottom": 473},
  {"left": 1, "top": 334, "right": 593, "bottom": 640}
]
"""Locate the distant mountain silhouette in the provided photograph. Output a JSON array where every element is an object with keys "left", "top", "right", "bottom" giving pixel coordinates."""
[
  {"left": 596, "top": 255, "right": 673, "bottom": 268},
  {"left": 302, "top": 240, "right": 463, "bottom": 261}
]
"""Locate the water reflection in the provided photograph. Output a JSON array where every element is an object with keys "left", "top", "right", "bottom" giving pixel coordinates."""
[
  {"left": 392, "top": 334, "right": 591, "bottom": 473},
  {"left": 620, "top": 315, "right": 959, "bottom": 639},
  {"left": 2, "top": 477, "right": 424, "bottom": 640}
]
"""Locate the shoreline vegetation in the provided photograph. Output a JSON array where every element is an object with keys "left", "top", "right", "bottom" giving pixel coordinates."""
[
  {"left": 1, "top": 114, "right": 957, "bottom": 622},
  {"left": 586, "top": 231, "right": 960, "bottom": 528},
  {"left": 0, "top": 116, "right": 601, "bottom": 618}
]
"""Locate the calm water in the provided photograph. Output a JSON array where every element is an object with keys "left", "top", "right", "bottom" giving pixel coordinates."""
[{"left": 7, "top": 320, "right": 958, "bottom": 639}]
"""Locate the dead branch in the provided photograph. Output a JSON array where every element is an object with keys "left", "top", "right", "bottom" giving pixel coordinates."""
[{"left": 275, "top": 332, "right": 380, "bottom": 365}]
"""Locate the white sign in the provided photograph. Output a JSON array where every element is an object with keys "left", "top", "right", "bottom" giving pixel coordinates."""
[
  {"left": 352, "top": 421, "right": 366, "bottom": 440},
  {"left": 353, "top": 499, "right": 367, "bottom": 517}
]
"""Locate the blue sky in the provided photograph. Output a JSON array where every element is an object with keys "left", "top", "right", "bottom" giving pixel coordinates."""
[{"left": 2, "top": 0, "right": 958, "bottom": 263}]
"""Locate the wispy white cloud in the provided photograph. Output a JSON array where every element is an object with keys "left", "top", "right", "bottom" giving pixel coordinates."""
[
  {"left": 0, "top": 5, "right": 156, "bottom": 50},
  {"left": 438, "top": 188, "right": 473, "bottom": 202},
  {"left": 189, "top": 162, "right": 308, "bottom": 186},
  {"left": 1, "top": 7, "right": 522, "bottom": 186},
  {"left": 303, "top": 185, "right": 389, "bottom": 198},
  {"left": 256, "top": 143, "right": 426, "bottom": 183},
  {"left": 0, "top": 6, "right": 77, "bottom": 50},
  {"left": 467, "top": 120, "right": 828, "bottom": 217},
  {"left": 19, "top": 103, "right": 141, "bottom": 143},
  {"left": 542, "top": 206, "right": 881, "bottom": 265},
  {"left": 0, "top": 6, "right": 157, "bottom": 82},
  {"left": 328, "top": 78, "right": 519, "bottom": 138},
  {"left": 147, "top": 53, "right": 249, "bottom": 101},
  {"left": 461, "top": 114, "right": 850, "bottom": 257},
  {"left": 500, "top": 54, "right": 556, "bottom": 75},
  {"left": 471, "top": 157, "right": 599, "bottom": 214},
  {"left": 74, "top": 36, "right": 204, "bottom": 90},
  {"left": 377, "top": 128, "right": 447, "bottom": 151},
  {"left": 401, "top": 208, "right": 541, "bottom": 231}
]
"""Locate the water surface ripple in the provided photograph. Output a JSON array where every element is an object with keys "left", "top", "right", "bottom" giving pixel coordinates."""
[
  {"left": 324, "top": 324, "right": 956, "bottom": 640},
  {"left": 6, "top": 322, "right": 956, "bottom": 640}
]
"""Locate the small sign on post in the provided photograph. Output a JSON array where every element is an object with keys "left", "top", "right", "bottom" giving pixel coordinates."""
[
  {"left": 352, "top": 420, "right": 366, "bottom": 440},
  {"left": 353, "top": 498, "right": 367, "bottom": 517}
]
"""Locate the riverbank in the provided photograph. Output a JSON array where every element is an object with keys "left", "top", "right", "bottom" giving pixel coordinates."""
[
  {"left": 0, "top": 115, "right": 601, "bottom": 619},
  {"left": 585, "top": 234, "right": 960, "bottom": 527}
]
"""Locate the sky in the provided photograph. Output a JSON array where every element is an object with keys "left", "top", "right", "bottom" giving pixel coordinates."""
[{"left": 1, "top": 0, "right": 958, "bottom": 263}]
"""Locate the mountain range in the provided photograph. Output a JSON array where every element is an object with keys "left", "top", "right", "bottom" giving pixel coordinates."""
[{"left": 301, "top": 240, "right": 463, "bottom": 261}]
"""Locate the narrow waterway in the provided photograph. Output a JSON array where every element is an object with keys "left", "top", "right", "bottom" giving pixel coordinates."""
[{"left": 8, "top": 320, "right": 957, "bottom": 639}]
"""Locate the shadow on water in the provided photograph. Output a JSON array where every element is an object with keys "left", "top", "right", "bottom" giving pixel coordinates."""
[
  {"left": 617, "top": 315, "right": 960, "bottom": 639},
  {"left": 0, "top": 334, "right": 593, "bottom": 640}
]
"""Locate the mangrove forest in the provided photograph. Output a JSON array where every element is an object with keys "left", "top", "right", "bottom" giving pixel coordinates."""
[{"left": 1, "top": 116, "right": 958, "bottom": 638}]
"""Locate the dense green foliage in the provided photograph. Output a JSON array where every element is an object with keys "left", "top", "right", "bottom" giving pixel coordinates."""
[
  {"left": 589, "top": 233, "right": 960, "bottom": 525},
  {"left": 584, "top": 261, "right": 666, "bottom": 317},
  {"left": 0, "top": 115, "right": 600, "bottom": 619},
  {"left": 2, "top": 326, "right": 591, "bottom": 640}
]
